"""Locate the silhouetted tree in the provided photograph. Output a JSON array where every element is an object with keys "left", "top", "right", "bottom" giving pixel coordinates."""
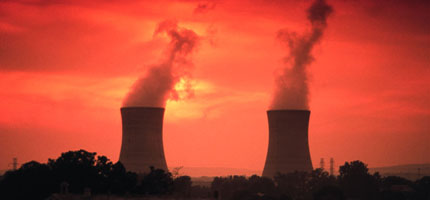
[
  {"left": 190, "top": 185, "right": 212, "bottom": 198},
  {"left": 211, "top": 175, "right": 277, "bottom": 200},
  {"left": 313, "top": 185, "right": 345, "bottom": 200},
  {"left": 3, "top": 155, "right": 429, "bottom": 200},
  {"left": 415, "top": 176, "right": 430, "bottom": 200},
  {"left": 248, "top": 175, "right": 276, "bottom": 196},
  {"left": 107, "top": 162, "right": 137, "bottom": 194},
  {"left": 308, "top": 168, "right": 338, "bottom": 194},
  {"left": 380, "top": 176, "right": 413, "bottom": 190},
  {"left": 0, "top": 161, "right": 55, "bottom": 200},
  {"left": 274, "top": 171, "right": 310, "bottom": 200},
  {"left": 207, "top": 162, "right": 427, "bottom": 200},
  {"left": 141, "top": 166, "right": 173, "bottom": 195},
  {"left": 0, "top": 149, "right": 138, "bottom": 199},
  {"left": 173, "top": 175, "right": 192, "bottom": 197},
  {"left": 378, "top": 176, "right": 415, "bottom": 200},
  {"left": 48, "top": 149, "right": 100, "bottom": 193},
  {"left": 171, "top": 166, "right": 184, "bottom": 178},
  {"left": 211, "top": 176, "right": 249, "bottom": 200},
  {"left": 45, "top": 149, "right": 138, "bottom": 195},
  {"left": 232, "top": 175, "right": 277, "bottom": 200},
  {"left": 338, "top": 160, "right": 380, "bottom": 200}
]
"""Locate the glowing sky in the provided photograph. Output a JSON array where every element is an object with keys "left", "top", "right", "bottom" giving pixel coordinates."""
[{"left": 0, "top": 0, "right": 429, "bottom": 175}]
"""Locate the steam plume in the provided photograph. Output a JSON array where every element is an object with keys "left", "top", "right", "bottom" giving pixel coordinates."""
[
  {"left": 123, "top": 21, "right": 199, "bottom": 108},
  {"left": 270, "top": 0, "right": 333, "bottom": 110}
]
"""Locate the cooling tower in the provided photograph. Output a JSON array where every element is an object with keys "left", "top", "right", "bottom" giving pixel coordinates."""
[
  {"left": 119, "top": 107, "right": 168, "bottom": 174},
  {"left": 262, "top": 110, "right": 313, "bottom": 178}
]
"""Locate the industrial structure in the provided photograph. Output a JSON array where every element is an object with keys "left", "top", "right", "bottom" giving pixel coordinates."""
[
  {"left": 119, "top": 107, "right": 168, "bottom": 174},
  {"left": 262, "top": 110, "right": 313, "bottom": 178},
  {"left": 320, "top": 158, "right": 325, "bottom": 171},
  {"left": 330, "top": 157, "right": 334, "bottom": 176}
]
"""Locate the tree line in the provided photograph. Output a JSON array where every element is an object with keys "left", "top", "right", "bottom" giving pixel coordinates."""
[
  {"left": 0, "top": 149, "right": 429, "bottom": 200},
  {"left": 211, "top": 162, "right": 430, "bottom": 200}
]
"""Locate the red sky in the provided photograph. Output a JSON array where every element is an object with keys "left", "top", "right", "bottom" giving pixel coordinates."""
[{"left": 0, "top": 0, "right": 429, "bottom": 175}]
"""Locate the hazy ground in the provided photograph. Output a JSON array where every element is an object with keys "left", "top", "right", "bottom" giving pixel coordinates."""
[{"left": 369, "top": 163, "right": 430, "bottom": 180}]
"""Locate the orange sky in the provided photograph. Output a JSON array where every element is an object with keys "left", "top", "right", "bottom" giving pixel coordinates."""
[{"left": 0, "top": 0, "right": 429, "bottom": 175}]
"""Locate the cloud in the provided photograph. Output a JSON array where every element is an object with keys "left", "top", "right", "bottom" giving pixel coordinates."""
[{"left": 194, "top": 2, "right": 216, "bottom": 14}]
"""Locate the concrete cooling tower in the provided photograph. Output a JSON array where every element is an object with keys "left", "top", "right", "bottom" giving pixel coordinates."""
[
  {"left": 119, "top": 107, "right": 168, "bottom": 174},
  {"left": 263, "top": 110, "right": 313, "bottom": 178}
]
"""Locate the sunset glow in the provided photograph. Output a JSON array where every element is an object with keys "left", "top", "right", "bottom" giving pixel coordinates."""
[{"left": 0, "top": 0, "right": 429, "bottom": 176}]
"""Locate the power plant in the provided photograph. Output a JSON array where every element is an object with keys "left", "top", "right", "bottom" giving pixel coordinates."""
[
  {"left": 119, "top": 107, "right": 168, "bottom": 174},
  {"left": 263, "top": 110, "right": 313, "bottom": 178},
  {"left": 118, "top": 107, "right": 313, "bottom": 176}
]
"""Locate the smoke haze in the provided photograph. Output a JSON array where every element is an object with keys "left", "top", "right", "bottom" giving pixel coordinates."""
[
  {"left": 123, "top": 21, "right": 199, "bottom": 108},
  {"left": 270, "top": 0, "right": 333, "bottom": 110}
]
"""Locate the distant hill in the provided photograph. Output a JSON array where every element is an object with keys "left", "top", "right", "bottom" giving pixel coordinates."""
[
  {"left": 170, "top": 166, "right": 261, "bottom": 178},
  {"left": 171, "top": 164, "right": 430, "bottom": 180},
  {"left": 369, "top": 163, "right": 430, "bottom": 180}
]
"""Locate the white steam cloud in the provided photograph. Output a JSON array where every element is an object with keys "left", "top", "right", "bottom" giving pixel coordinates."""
[
  {"left": 123, "top": 20, "right": 199, "bottom": 108},
  {"left": 270, "top": 0, "right": 333, "bottom": 110}
]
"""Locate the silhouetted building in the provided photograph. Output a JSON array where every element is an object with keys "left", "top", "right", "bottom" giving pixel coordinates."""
[
  {"left": 263, "top": 110, "right": 313, "bottom": 177},
  {"left": 119, "top": 107, "right": 168, "bottom": 174}
]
